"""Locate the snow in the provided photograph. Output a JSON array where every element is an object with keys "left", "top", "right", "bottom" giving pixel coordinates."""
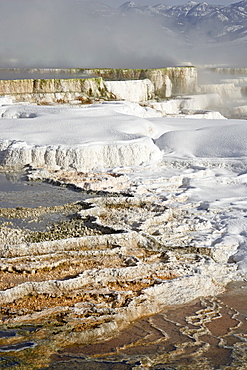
[
  {"left": 0, "top": 103, "right": 163, "bottom": 170},
  {"left": 1, "top": 98, "right": 247, "bottom": 276},
  {"left": 0, "top": 101, "right": 240, "bottom": 161},
  {"left": 0, "top": 103, "right": 158, "bottom": 146},
  {"left": 155, "top": 121, "right": 247, "bottom": 157}
]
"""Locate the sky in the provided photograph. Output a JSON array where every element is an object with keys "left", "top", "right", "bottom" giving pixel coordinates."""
[{"left": 104, "top": 0, "right": 235, "bottom": 6}]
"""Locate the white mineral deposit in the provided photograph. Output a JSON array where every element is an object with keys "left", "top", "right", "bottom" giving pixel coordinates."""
[{"left": 0, "top": 63, "right": 247, "bottom": 369}]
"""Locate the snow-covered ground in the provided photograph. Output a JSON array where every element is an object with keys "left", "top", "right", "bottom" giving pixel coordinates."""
[
  {"left": 2, "top": 93, "right": 247, "bottom": 368},
  {"left": 1, "top": 98, "right": 247, "bottom": 278}
]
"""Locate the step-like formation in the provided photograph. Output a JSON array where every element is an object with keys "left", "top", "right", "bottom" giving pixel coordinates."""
[{"left": 0, "top": 177, "right": 237, "bottom": 369}]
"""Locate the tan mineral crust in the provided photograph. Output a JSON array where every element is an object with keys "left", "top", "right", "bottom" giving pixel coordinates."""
[{"left": 0, "top": 168, "right": 245, "bottom": 369}]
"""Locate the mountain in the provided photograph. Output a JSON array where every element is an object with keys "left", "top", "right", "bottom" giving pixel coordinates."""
[{"left": 118, "top": 0, "right": 247, "bottom": 42}]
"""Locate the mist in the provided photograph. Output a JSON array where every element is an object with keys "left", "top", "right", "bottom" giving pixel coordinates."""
[
  {"left": 0, "top": 0, "right": 177, "bottom": 68},
  {"left": 104, "top": 0, "right": 235, "bottom": 6},
  {"left": 0, "top": 0, "right": 246, "bottom": 68}
]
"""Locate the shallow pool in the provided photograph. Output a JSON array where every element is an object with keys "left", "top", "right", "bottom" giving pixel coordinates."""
[{"left": 0, "top": 172, "right": 87, "bottom": 209}]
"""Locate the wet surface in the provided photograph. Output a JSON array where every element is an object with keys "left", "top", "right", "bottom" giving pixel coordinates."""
[
  {"left": 0, "top": 342, "right": 36, "bottom": 352},
  {"left": 0, "top": 331, "right": 16, "bottom": 339},
  {"left": 47, "top": 282, "right": 247, "bottom": 370},
  {"left": 0, "top": 171, "right": 247, "bottom": 369},
  {"left": 40, "top": 361, "right": 133, "bottom": 370},
  {"left": 1, "top": 283, "right": 245, "bottom": 368},
  {"left": 0, "top": 173, "right": 88, "bottom": 209},
  {"left": 0, "top": 357, "right": 20, "bottom": 368},
  {"left": 0, "top": 172, "right": 92, "bottom": 232}
]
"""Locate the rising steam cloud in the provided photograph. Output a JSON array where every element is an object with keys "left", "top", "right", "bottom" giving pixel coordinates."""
[
  {"left": 0, "top": 0, "right": 245, "bottom": 68},
  {"left": 0, "top": 0, "right": 179, "bottom": 68}
]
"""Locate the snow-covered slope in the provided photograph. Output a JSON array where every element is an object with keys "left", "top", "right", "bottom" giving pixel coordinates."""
[
  {"left": 1, "top": 100, "right": 247, "bottom": 171},
  {"left": 0, "top": 103, "right": 162, "bottom": 170}
]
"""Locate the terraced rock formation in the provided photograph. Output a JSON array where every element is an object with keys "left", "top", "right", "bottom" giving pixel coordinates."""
[
  {"left": 0, "top": 169, "right": 238, "bottom": 369},
  {"left": 0, "top": 66, "right": 197, "bottom": 104}
]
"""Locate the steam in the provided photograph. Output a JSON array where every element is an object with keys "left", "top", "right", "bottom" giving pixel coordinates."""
[
  {"left": 0, "top": 0, "right": 179, "bottom": 68},
  {"left": 0, "top": 0, "right": 246, "bottom": 68}
]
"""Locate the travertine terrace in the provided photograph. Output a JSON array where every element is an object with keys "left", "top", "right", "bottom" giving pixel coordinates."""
[
  {"left": 1, "top": 66, "right": 247, "bottom": 369},
  {"left": 0, "top": 167, "right": 239, "bottom": 369},
  {"left": 0, "top": 66, "right": 197, "bottom": 104}
]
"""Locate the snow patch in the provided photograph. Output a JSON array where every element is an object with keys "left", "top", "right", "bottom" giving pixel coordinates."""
[{"left": 155, "top": 122, "right": 247, "bottom": 158}]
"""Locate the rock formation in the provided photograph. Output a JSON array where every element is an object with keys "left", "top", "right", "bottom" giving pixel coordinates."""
[
  {"left": 0, "top": 66, "right": 197, "bottom": 104},
  {"left": 0, "top": 173, "right": 238, "bottom": 368}
]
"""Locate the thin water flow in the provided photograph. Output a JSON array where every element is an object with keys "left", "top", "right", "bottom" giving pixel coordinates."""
[
  {"left": 0, "top": 172, "right": 87, "bottom": 208},
  {"left": 0, "top": 172, "right": 89, "bottom": 231},
  {"left": 0, "top": 172, "right": 247, "bottom": 369}
]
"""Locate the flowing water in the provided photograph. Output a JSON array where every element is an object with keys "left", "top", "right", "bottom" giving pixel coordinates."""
[{"left": 43, "top": 282, "right": 247, "bottom": 370}]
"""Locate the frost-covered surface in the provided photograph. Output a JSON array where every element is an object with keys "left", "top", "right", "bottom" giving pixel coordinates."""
[
  {"left": 197, "top": 68, "right": 247, "bottom": 119},
  {"left": 0, "top": 67, "right": 197, "bottom": 104},
  {"left": 0, "top": 102, "right": 162, "bottom": 170},
  {"left": 1, "top": 99, "right": 247, "bottom": 273},
  {"left": 1, "top": 100, "right": 246, "bottom": 171}
]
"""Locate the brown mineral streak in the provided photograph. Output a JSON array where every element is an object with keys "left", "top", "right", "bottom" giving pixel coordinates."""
[{"left": 0, "top": 168, "right": 241, "bottom": 369}]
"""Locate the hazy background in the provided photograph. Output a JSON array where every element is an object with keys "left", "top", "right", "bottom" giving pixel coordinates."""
[
  {"left": 105, "top": 0, "right": 235, "bottom": 6},
  {"left": 0, "top": 0, "right": 245, "bottom": 69}
]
